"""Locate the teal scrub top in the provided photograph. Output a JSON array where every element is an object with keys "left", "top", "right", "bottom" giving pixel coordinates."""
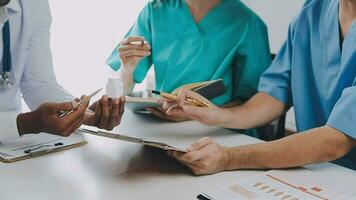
[
  {"left": 107, "top": 0, "right": 271, "bottom": 105},
  {"left": 258, "top": 0, "right": 356, "bottom": 169}
]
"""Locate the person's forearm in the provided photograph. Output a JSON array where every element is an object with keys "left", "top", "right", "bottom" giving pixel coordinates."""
[
  {"left": 219, "top": 92, "right": 286, "bottom": 129},
  {"left": 120, "top": 66, "right": 136, "bottom": 96},
  {"left": 17, "top": 112, "right": 40, "bottom": 135},
  {"left": 224, "top": 126, "right": 355, "bottom": 170}
]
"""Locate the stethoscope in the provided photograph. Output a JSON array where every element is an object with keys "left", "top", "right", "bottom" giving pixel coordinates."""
[{"left": 0, "top": 21, "right": 13, "bottom": 89}]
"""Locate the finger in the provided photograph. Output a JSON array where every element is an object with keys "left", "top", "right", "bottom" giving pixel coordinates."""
[
  {"left": 107, "top": 98, "right": 121, "bottom": 130},
  {"left": 121, "top": 36, "right": 145, "bottom": 45},
  {"left": 157, "top": 98, "right": 165, "bottom": 106},
  {"left": 73, "top": 95, "right": 89, "bottom": 110},
  {"left": 156, "top": 107, "right": 167, "bottom": 113},
  {"left": 71, "top": 101, "right": 80, "bottom": 110},
  {"left": 166, "top": 104, "right": 180, "bottom": 114},
  {"left": 94, "top": 99, "right": 102, "bottom": 124},
  {"left": 62, "top": 115, "right": 85, "bottom": 136},
  {"left": 176, "top": 88, "right": 190, "bottom": 107},
  {"left": 89, "top": 100, "right": 98, "bottom": 111},
  {"left": 175, "top": 149, "right": 210, "bottom": 163},
  {"left": 169, "top": 150, "right": 185, "bottom": 159},
  {"left": 99, "top": 96, "right": 110, "bottom": 128},
  {"left": 162, "top": 100, "right": 179, "bottom": 109},
  {"left": 162, "top": 101, "right": 174, "bottom": 110},
  {"left": 71, "top": 97, "right": 81, "bottom": 108},
  {"left": 78, "top": 95, "right": 90, "bottom": 110},
  {"left": 187, "top": 137, "right": 213, "bottom": 152},
  {"left": 121, "top": 56, "right": 145, "bottom": 62},
  {"left": 64, "top": 97, "right": 89, "bottom": 123},
  {"left": 173, "top": 151, "right": 201, "bottom": 163},
  {"left": 50, "top": 102, "right": 74, "bottom": 114},
  {"left": 147, "top": 107, "right": 173, "bottom": 121},
  {"left": 119, "top": 96, "right": 125, "bottom": 119},
  {"left": 177, "top": 89, "right": 210, "bottom": 107},
  {"left": 118, "top": 44, "right": 151, "bottom": 52},
  {"left": 120, "top": 49, "right": 151, "bottom": 58},
  {"left": 71, "top": 115, "right": 85, "bottom": 131}
]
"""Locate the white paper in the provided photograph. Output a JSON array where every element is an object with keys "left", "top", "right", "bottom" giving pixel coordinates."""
[
  {"left": 0, "top": 132, "right": 85, "bottom": 160},
  {"left": 201, "top": 169, "right": 356, "bottom": 200}
]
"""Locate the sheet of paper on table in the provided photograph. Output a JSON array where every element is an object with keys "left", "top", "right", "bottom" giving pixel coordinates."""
[{"left": 198, "top": 168, "right": 356, "bottom": 200}]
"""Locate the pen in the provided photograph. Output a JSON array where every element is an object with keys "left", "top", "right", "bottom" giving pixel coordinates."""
[
  {"left": 58, "top": 88, "right": 102, "bottom": 118},
  {"left": 151, "top": 90, "right": 209, "bottom": 107},
  {"left": 129, "top": 40, "right": 148, "bottom": 46}
]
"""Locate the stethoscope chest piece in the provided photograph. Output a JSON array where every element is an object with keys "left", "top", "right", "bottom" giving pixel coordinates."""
[{"left": 0, "top": 71, "right": 13, "bottom": 89}]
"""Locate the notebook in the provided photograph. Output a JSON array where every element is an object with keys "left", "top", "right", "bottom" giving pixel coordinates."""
[
  {"left": 125, "top": 79, "right": 226, "bottom": 112},
  {"left": 0, "top": 132, "right": 86, "bottom": 163},
  {"left": 197, "top": 169, "right": 356, "bottom": 200}
]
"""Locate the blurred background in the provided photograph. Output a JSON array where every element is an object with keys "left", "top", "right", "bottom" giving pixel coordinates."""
[{"left": 44, "top": 0, "right": 305, "bottom": 131}]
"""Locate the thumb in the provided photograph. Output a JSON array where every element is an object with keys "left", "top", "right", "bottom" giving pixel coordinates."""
[{"left": 79, "top": 96, "right": 91, "bottom": 111}]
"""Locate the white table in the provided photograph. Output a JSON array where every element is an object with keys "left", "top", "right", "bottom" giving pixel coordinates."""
[{"left": 0, "top": 111, "right": 355, "bottom": 200}]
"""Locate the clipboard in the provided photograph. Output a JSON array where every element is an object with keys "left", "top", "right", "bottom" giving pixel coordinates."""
[
  {"left": 78, "top": 128, "right": 187, "bottom": 152},
  {"left": 0, "top": 132, "right": 87, "bottom": 163}
]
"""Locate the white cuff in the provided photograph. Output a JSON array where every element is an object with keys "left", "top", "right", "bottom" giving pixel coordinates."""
[{"left": 0, "top": 111, "right": 20, "bottom": 141}]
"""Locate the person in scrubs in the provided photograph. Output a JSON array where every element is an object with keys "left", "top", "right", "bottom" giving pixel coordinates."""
[
  {"left": 163, "top": 0, "right": 356, "bottom": 174},
  {"left": 107, "top": 0, "right": 271, "bottom": 121}
]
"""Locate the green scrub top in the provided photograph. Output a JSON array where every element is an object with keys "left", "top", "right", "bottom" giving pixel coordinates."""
[{"left": 107, "top": 0, "right": 271, "bottom": 105}]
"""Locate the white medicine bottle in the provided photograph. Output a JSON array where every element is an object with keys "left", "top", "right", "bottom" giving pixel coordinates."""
[{"left": 106, "top": 71, "right": 123, "bottom": 99}]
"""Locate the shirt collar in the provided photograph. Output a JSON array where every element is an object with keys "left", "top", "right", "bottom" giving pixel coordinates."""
[
  {"left": 7, "top": 0, "right": 21, "bottom": 13},
  {"left": 0, "top": 0, "right": 20, "bottom": 27}
]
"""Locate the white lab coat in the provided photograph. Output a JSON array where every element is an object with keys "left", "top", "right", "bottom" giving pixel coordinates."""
[{"left": 0, "top": 0, "right": 73, "bottom": 140}]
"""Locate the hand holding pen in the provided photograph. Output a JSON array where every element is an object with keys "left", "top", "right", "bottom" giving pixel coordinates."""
[
  {"left": 152, "top": 90, "right": 209, "bottom": 107},
  {"left": 146, "top": 90, "right": 209, "bottom": 122},
  {"left": 159, "top": 88, "right": 226, "bottom": 126},
  {"left": 58, "top": 88, "right": 102, "bottom": 118},
  {"left": 118, "top": 36, "right": 151, "bottom": 70},
  {"left": 17, "top": 95, "right": 91, "bottom": 137}
]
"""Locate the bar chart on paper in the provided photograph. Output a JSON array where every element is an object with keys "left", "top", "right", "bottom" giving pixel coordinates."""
[{"left": 199, "top": 169, "right": 356, "bottom": 200}]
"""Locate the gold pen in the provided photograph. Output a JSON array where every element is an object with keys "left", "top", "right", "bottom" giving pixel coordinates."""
[
  {"left": 129, "top": 40, "right": 148, "bottom": 46},
  {"left": 152, "top": 90, "right": 209, "bottom": 107}
]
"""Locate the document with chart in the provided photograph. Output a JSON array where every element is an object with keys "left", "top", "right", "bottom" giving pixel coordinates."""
[{"left": 198, "top": 169, "right": 356, "bottom": 200}]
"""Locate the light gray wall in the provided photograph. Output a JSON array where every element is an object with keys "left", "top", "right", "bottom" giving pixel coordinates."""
[{"left": 241, "top": 0, "right": 305, "bottom": 53}]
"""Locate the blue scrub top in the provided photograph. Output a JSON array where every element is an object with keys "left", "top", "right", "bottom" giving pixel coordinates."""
[
  {"left": 258, "top": 0, "right": 356, "bottom": 169},
  {"left": 107, "top": 0, "right": 271, "bottom": 105}
]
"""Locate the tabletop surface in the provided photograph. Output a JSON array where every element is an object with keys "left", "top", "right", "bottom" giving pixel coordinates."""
[{"left": 0, "top": 111, "right": 355, "bottom": 200}]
